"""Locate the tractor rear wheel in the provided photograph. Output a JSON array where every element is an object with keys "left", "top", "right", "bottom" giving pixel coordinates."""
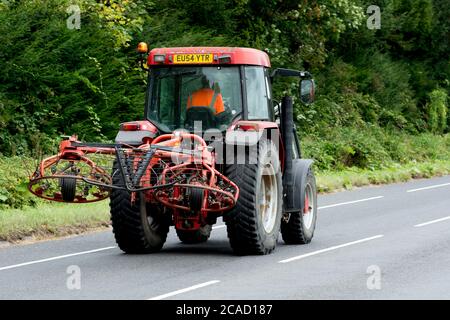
[
  {"left": 225, "top": 140, "right": 282, "bottom": 255},
  {"left": 281, "top": 169, "right": 317, "bottom": 244},
  {"left": 110, "top": 161, "right": 169, "bottom": 254},
  {"left": 176, "top": 225, "right": 212, "bottom": 244}
]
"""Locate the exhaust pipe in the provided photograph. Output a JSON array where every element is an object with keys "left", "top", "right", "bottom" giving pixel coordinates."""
[{"left": 281, "top": 95, "right": 295, "bottom": 212}]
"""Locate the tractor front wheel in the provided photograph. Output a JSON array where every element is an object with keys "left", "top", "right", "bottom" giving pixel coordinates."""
[{"left": 110, "top": 162, "right": 169, "bottom": 254}]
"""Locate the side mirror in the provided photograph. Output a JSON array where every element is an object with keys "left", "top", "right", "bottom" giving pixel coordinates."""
[{"left": 300, "top": 79, "right": 315, "bottom": 104}]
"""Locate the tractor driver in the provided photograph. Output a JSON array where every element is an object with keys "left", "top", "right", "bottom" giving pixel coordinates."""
[{"left": 187, "top": 75, "right": 225, "bottom": 115}]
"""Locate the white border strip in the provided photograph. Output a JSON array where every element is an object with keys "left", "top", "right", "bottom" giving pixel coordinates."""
[
  {"left": 318, "top": 196, "right": 384, "bottom": 210},
  {"left": 0, "top": 246, "right": 116, "bottom": 272},
  {"left": 407, "top": 182, "right": 450, "bottom": 193},
  {"left": 414, "top": 216, "right": 450, "bottom": 227},
  {"left": 279, "top": 235, "right": 384, "bottom": 263},
  {"left": 148, "top": 280, "right": 220, "bottom": 300}
]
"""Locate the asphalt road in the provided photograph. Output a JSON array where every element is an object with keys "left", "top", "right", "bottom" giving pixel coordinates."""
[{"left": 1, "top": 176, "right": 449, "bottom": 300}]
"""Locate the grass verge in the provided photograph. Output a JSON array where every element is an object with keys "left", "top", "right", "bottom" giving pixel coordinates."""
[
  {"left": 0, "top": 160, "right": 449, "bottom": 243},
  {"left": 0, "top": 201, "right": 109, "bottom": 243},
  {"left": 316, "top": 159, "right": 450, "bottom": 193}
]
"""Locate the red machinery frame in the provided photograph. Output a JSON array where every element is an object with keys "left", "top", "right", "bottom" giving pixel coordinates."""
[{"left": 29, "top": 133, "right": 239, "bottom": 230}]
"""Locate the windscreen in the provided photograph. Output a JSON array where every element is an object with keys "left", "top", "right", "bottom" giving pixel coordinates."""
[{"left": 146, "top": 66, "right": 242, "bottom": 132}]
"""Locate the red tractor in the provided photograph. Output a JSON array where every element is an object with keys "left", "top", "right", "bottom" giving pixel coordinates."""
[{"left": 29, "top": 45, "right": 317, "bottom": 255}]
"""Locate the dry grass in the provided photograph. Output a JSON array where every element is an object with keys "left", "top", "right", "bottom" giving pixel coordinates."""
[{"left": 0, "top": 201, "right": 110, "bottom": 242}]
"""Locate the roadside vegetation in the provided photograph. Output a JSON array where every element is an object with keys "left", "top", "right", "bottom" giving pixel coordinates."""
[
  {"left": 0, "top": 0, "right": 448, "bottom": 241},
  {"left": 0, "top": 202, "right": 109, "bottom": 243},
  {"left": 316, "top": 160, "right": 450, "bottom": 193},
  {"left": 1, "top": 135, "right": 449, "bottom": 242}
]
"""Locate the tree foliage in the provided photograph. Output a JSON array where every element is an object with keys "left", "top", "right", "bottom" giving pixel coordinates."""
[{"left": 0, "top": 0, "right": 448, "bottom": 157}]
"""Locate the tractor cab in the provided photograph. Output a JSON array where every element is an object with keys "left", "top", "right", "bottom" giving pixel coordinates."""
[{"left": 142, "top": 47, "right": 282, "bottom": 133}]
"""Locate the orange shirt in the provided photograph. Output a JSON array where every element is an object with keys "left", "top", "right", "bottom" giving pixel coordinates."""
[{"left": 187, "top": 88, "right": 224, "bottom": 114}]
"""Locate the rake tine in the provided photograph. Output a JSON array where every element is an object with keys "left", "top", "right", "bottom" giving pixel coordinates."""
[{"left": 22, "top": 157, "right": 33, "bottom": 178}]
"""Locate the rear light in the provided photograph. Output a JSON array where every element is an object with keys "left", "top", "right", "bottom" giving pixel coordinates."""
[
  {"left": 120, "top": 123, "right": 140, "bottom": 131},
  {"left": 218, "top": 55, "right": 231, "bottom": 64},
  {"left": 154, "top": 54, "right": 165, "bottom": 63},
  {"left": 236, "top": 124, "right": 258, "bottom": 131}
]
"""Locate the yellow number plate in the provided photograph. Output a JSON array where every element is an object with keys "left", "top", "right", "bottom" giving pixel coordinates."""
[{"left": 173, "top": 53, "right": 214, "bottom": 64}]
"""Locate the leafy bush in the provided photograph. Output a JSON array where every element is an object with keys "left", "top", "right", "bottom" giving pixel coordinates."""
[
  {"left": 0, "top": 0, "right": 146, "bottom": 156},
  {"left": 302, "top": 128, "right": 450, "bottom": 172},
  {"left": 0, "top": 157, "right": 38, "bottom": 209},
  {"left": 427, "top": 88, "right": 448, "bottom": 133},
  {"left": 0, "top": 0, "right": 448, "bottom": 159},
  {"left": 316, "top": 160, "right": 450, "bottom": 193}
]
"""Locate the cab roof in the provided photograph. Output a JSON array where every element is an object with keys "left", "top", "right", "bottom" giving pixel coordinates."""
[{"left": 148, "top": 47, "right": 271, "bottom": 67}]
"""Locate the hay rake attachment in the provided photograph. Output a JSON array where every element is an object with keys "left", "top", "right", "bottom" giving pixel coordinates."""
[{"left": 28, "top": 134, "right": 239, "bottom": 214}]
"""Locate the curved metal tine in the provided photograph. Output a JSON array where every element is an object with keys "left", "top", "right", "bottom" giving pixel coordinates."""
[
  {"left": 157, "top": 158, "right": 170, "bottom": 184},
  {"left": 165, "top": 159, "right": 183, "bottom": 183},
  {"left": 112, "top": 167, "right": 120, "bottom": 179},
  {"left": 55, "top": 162, "right": 75, "bottom": 175},
  {"left": 22, "top": 157, "right": 33, "bottom": 178},
  {"left": 150, "top": 165, "right": 159, "bottom": 183},
  {"left": 92, "top": 150, "right": 113, "bottom": 173},
  {"left": 93, "top": 149, "right": 105, "bottom": 171}
]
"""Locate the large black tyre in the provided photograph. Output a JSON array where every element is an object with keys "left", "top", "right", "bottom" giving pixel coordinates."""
[
  {"left": 110, "top": 161, "right": 169, "bottom": 254},
  {"left": 225, "top": 140, "right": 283, "bottom": 255},
  {"left": 281, "top": 169, "right": 317, "bottom": 244},
  {"left": 176, "top": 225, "right": 212, "bottom": 244}
]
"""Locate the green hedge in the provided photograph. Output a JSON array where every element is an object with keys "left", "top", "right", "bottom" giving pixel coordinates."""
[
  {"left": 0, "top": 157, "right": 38, "bottom": 209},
  {"left": 302, "top": 129, "right": 450, "bottom": 172}
]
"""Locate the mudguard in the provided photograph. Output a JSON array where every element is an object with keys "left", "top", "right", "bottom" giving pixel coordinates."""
[{"left": 289, "top": 159, "right": 314, "bottom": 213}]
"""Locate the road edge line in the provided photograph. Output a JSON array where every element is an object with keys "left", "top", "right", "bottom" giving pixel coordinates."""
[
  {"left": 318, "top": 196, "right": 384, "bottom": 210},
  {"left": 148, "top": 280, "right": 221, "bottom": 300},
  {"left": 278, "top": 235, "right": 384, "bottom": 264},
  {"left": 0, "top": 246, "right": 117, "bottom": 272},
  {"left": 414, "top": 216, "right": 450, "bottom": 228}
]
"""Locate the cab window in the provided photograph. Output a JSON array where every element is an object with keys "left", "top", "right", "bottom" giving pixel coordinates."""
[
  {"left": 147, "top": 66, "right": 242, "bottom": 132},
  {"left": 245, "top": 66, "right": 270, "bottom": 120}
]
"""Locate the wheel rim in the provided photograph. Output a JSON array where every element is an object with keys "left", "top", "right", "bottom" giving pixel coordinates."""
[
  {"left": 258, "top": 163, "right": 278, "bottom": 233},
  {"left": 303, "top": 183, "right": 315, "bottom": 230}
]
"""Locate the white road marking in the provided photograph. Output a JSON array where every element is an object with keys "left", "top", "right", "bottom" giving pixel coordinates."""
[
  {"left": 414, "top": 216, "right": 450, "bottom": 228},
  {"left": 318, "top": 196, "right": 384, "bottom": 210},
  {"left": 407, "top": 182, "right": 450, "bottom": 193},
  {"left": 148, "top": 280, "right": 220, "bottom": 300},
  {"left": 0, "top": 246, "right": 117, "bottom": 272},
  {"left": 278, "top": 235, "right": 384, "bottom": 263},
  {"left": 212, "top": 225, "right": 226, "bottom": 230}
]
